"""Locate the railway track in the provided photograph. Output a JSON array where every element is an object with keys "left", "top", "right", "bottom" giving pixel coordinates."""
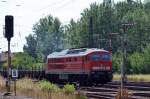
[{"left": 80, "top": 81, "right": 150, "bottom": 99}]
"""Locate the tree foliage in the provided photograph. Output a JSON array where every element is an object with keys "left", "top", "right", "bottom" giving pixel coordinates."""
[
  {"left": 24, "top": 34, "right": 37, "bottom": 58},
  {"left": 24, "top": 15, "right": 64, "bottom": 61},
  {"left": 1, "top": 52, "right": 42, "bottom": 70}
]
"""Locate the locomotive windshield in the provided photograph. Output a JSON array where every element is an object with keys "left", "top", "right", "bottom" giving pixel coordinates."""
[
  {"left": 90, "top": 55, "right": 101, "bottom": 61},
  {"left": 90, "top": 54, "right": 111, "bottom": 61},
  {"left": 101, "top": 54, "right": 111, "bottom": 61}
]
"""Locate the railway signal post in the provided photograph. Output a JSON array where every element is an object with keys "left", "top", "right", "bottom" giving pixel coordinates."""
[
  {"left": 121, "top": 22, "right": 135, "bottom": 98},
  {"left": 4, "top": 15, "right": 14, "bottom": 93}
]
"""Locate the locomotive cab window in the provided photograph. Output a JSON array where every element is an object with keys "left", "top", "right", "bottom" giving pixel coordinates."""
[
  {"left": 90, "top": 54, "right": 101, "bottom": 61},
  {"left": 102, "top": 54, "right": 111, "bottom": 61},
  {"left": 90, "top": 54, "right": 111, "bottom": 61}
]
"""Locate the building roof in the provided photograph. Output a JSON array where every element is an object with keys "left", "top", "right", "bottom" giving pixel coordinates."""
[{"left": 47, "top": 48, "right": 109, "bottom": 58}]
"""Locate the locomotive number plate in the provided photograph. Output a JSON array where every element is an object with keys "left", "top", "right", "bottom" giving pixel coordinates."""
[{"left": 59, "top": 74, "right": 68, "bottom": 80}]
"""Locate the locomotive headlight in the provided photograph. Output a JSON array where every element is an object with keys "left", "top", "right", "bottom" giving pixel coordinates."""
[
  {"left": 92, "top": 66, "right": 100, "bottom": 70},
  {"left": 92, "top": 66, "right": 110, "bottom": 70},
  {"left": 92, "top": 66, "right": 105, "bottom": 70},
  {"left": 102, "top": 66, "right": 105, "bottom": 70},
  {"left": 106, "top": 66, "right": 110, "bottom": 70},
  {"left": 100, "top": 65, "right": 105, "bottom": 70}
]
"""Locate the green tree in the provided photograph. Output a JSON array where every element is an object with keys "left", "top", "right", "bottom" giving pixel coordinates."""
[
  {"left": 112, "top": 53, "right": 122, "bottom": 73},
  {"left": 142, "top": 44, "right": 150, "bottom": 73},
  {"left": 122, "top": 8, "right": 150, "bottom": 52},
  {"left": 129, "top": 44, "right": 150, "bottom": 74},
  {"left": 64, "top": 3, "right": 116, "bottom": 49},
  {"left": 23, "top": 34, "right": 37, "bottom": 58},
  {"left": 10, "top": 52, "right": 36, "bottom": 69},
  {"left": 24, "top": 15, "right": 64, "bottom": 61},
  {"left": 129, "top": 52, "right": 144, "bottom": 73}
]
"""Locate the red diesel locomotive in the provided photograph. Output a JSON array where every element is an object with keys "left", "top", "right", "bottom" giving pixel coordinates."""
[{"left": 45, "top": 48, "right": 113, "bottom": 85}]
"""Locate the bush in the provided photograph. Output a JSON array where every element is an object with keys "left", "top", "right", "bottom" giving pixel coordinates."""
[
  {"left": 63, "top": 84, "right": 75, "bottom": 94},
  {"left": 38, "top": 80, "right": 59, "bottom": 92},
  {"left": 129, "top": 52, "right": 144, "bottom": 74},
  {"left": 112, "top": 53, "right": 122, "bottom": 73}
]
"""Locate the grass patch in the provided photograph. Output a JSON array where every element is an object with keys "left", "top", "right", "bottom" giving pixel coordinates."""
[
  {"left": 0, "top": 77, "right": 86, "bottom": 99},
  {"left": 0, "top": 76, "right": 5, "bottom": 91},
  {"left": 113, "top": 74, "right": 150, "bottom": 82}
]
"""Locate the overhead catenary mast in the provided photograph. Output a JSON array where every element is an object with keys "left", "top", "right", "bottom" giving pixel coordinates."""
[{"left": 88, "top": 16, "right": 94, "bottom": 48}]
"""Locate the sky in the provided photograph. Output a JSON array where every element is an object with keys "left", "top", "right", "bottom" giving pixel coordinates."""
[{"left": 0, "top": 0, "right": 123, "bottom": 52}]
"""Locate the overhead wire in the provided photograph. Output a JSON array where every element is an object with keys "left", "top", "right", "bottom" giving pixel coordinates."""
[
  {"left": 36, "top": 0, "right": 65, "bottom": 11},
  {"left": 53, "top": 0, "right": 74, "bottom": 11},
  {"left": 12, "top": 0, "right": 75, "bottom": 35},
  {"left": 20, "top": 0, "right": 74, "bottom": 16}
]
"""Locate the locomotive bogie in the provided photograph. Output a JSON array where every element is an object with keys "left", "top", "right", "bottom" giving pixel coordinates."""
[{"left": 45, "top": 71, "right": 113, "bottom": 85}]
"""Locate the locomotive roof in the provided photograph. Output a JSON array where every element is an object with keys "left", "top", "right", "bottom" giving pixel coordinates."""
[{"left": 47, "top": 48, "right": 109, "bottom": 58}]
